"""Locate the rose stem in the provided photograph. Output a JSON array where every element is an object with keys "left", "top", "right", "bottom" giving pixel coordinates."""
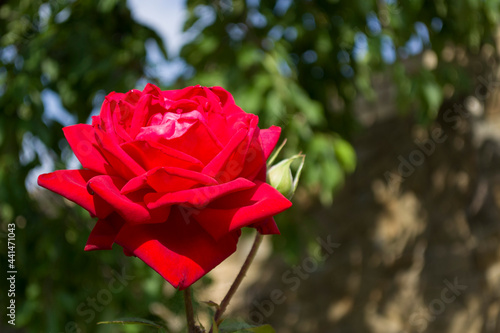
[
  {"left": 212, "top": 232, "right": 264, "bottom": 329},
  {"left": 184, "top": 287, "right": 196, "bottom": 333}
]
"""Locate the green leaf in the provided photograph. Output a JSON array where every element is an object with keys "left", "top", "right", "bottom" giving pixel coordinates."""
[
  {"left": 333, "top": 138, "right": 356, "bottom": 173},
  {"left": 219, "top": 319, "right": 254, "bottom": 332},
  {"left": 97, "top": 317, "right": 165, "bottom": 329},
  {"left": 219, "top": 319, "right": 276, "bottom": 333},
  {"left": 203, "top": 300, "right": 221, "bottom": 310},
  {"left": 97, "top": 0, "right": 121, "bottom": 13},
  {"left": 422, "top": 82, "right": 443, "bottom": 117},
  {"left": 245, "top": 325, "right": 276, "bottom": 333}
]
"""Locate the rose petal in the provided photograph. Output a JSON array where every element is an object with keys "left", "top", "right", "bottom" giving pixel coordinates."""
[
  {"left": 209, "top": 86, "right": 236, "bottom": 109},
  {"left": 254, "top": 165, "right": 267, "bottom": 182},
  {"left": 142, "top": 83, "right": 162, "bottom": 96},
  {"left": 202, "top": 128, "right": 248, "bottom": 179},
  {"left": 237, "top": 128, "right": 267, "bottom": 181},
  {"left": 121, "top": 140, "right": 204, "bottom": 172},
  {"left": 166, "top": 99, "right": 200, "bottom": 112},
  {"left": 115, "top": 206, "right": 240, "bottom": 290},
  {"left": 239, "top": 125, "right": 281, "bottom": 182},
  {"left": 104, "top": 89, "right": 141, "bottom": 105},
  {"left": 205, "top": 88, "right": 248, "bottom": 145},
  {"left": 194, "top": 87, "right": 224, "bottom": 114},
  {"left": 208, "top": 86, "right": 245, "bottom": 116},
  {"left": 94, "top": 128, "right": 146, "bottom": 179},
  {"left": 149, "top": 167, "right": 217, "bottom": 192},
  {"left": 119, "top": 173, "right": 151, "bottom": 195},
  {"left": 37, "top": 170, "right": 113, "bottom": 218},
  {"left": 104, "top": 91, "right": 126, "bottom": 102},
  {"left": 193, "top": 181, "right": 291, "bottom": 240},
  {"left": 88, "top": 175, "right": 170, "bottom": 225},
  {"left": 145, "top": 177, "right": 255, "bottom": 209},
  {"left": 137, "top": 110, "right": 203, "bottom": 140},
  {"left": 203, "top": 114, "right": 260, "bottom": 182},
  {"left": 62, "top": 124, "right": 112, "bottom": 175},
  {"left": 226, "top": 113, "right": 258, "bottom": 135},
  {"left": 252, "top": 217, "right": 280, "bottom": 235},
  {"left": 138, "top": 119, "right": 223, "bottom": 165},
  {"left": 206, "top": 111, "right": 231, "bottom": 144},
  {"left": 161, "top": 85, "right": 203, "bottom": 101},
  {"left": 84, "top": 213, "right": 125, "bottom": 251},
  {"left": 104, "top": 87, "right": 168, "bottom": 140},
  {"left": 259, "top": 126, "right": 282, "bottom": 160},
  {"left": 120, "top": 166, "right": 217, "bottom": 195},
  {"left": 99, "top": 97, "right": 121, "bottom": 142},
  {"left": 112, "top": 100, "right": 134, "bottom": 142},
  {"left": 124, "top": 89, "right": 142, "bottom": 105},
  {"left": 128, "top": 94, "right": 153, "bottom": 138}
]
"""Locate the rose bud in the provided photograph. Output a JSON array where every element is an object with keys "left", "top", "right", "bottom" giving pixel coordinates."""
[{"left": 268, "top": 153, "right": 305, "bottom": 200}]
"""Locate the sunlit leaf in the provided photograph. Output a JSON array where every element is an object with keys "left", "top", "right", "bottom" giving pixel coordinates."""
[{"left": 97, "top": 317, "right": 165, "bottom": 329}]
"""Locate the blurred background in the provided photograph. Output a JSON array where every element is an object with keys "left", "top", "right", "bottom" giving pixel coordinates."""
[{"left": 2, "top": 0, "right": 500, "bottom": 332}]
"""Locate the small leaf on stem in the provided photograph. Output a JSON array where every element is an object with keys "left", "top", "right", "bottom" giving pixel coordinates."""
[
  {"left": 203, "top": 300, "right": 221, "bottom": 310},
  {"left": 97, "top": 317, "right": 165, "bottom": 329}
]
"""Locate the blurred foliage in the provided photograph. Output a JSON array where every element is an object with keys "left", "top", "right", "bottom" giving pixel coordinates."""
[
  {"left": 0, "top": 1, "right": 172, "bottom": 332},
  {"left": 0, "top": 0, "right": 499, "bottom": 331}
]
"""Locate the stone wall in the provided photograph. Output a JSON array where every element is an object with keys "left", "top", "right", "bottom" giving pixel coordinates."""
[{"left": 241, "top": 54, "right": 500, "bottom": 333}]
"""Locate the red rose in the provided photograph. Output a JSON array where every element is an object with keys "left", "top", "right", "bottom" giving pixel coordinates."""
[{"left": 38, "top": 84, "right": 291, "bottom": 289}]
